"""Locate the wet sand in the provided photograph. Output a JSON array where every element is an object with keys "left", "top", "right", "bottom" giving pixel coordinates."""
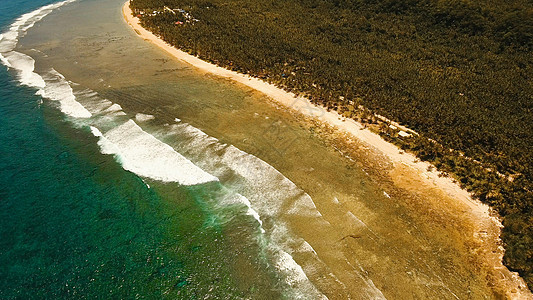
[
  {"left": 122, "top": 2, "right": 531, "bottom": 298},
  {"left": 12, "top": 0, "right": 530, "bottom": 296}
]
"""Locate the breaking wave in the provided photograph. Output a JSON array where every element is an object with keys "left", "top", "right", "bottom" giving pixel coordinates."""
[{"left": 0, "top": 2, "right": 343, "bottom": 298}]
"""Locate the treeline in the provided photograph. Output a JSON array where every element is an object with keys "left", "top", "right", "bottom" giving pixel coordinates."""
[{"left": 130, "top": 0, "right": 533, "bottom": 289}]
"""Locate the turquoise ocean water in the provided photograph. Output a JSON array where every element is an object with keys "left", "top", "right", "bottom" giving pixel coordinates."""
[
  {"left": 0, "top": 0, "right": 512, "bottom": 298},
  {"left": 0, "top": 1, "right": 294, "bottom": 298}
]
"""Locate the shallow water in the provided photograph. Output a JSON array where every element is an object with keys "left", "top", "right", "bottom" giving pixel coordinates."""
[{"left": 0, "top": 0, "right": 503, "bottom": 298}]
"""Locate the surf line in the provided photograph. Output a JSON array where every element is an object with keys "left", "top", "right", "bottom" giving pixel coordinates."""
[{"left": 0, "top": 2, "right": 331, "bottom": 298}]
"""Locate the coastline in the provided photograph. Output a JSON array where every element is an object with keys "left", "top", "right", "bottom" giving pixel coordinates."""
[{"left": 121, "top": 1, "right": 531, "bottom": 298}]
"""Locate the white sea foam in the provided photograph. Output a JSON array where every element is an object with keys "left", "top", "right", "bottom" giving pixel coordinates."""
[
  {"left": 274, "top": 250, "right": 328, "bottom": 299},
  {"left": 0, "top": 0, "right": 78, "bottom": 88},
  {"left": 0, "top": 34, "right": 11, "bottom": 67},
  {"left": 77, "top": 91, "right": 221, "bottom": 188},
  {"left": 346, "top": 260, "right": 388, "bottom": 300},
  {"left": 77, "top": 98, "right": 126, "bottom": 118},
  {"left": 0, "top": 0, "right": 77, "bottom": 55},
  {"left": 71, "top": 89, "right": 126, "bottom": 117},
  {"left": 90, "top": 126, "right": 102, "bottom": 137},
  {"left": 3, "top": 51, "right": 45, "bottom": 88},
  {"left": 0, "top": 31, "right": 17, "bottom": 54},
  {"left": 104, "top": 103, "right": 123, "bottom": 113},
  {"left": 155, "top": 122, "right": 335, "bottom": 298},
  {"left": 346, "top": 211, "right": 367, "bottom": 228},
  {"left": 75, "top": 89, "right": 99, "bottom": 99},
  {"left": 90, "top": 126, "right": 121, "bottom": 155},
  {"left": 30, "top": 48, "right": 48, "bottom": 57},
  {"left": 40, "top": 69, "right": 92, "bottom": 118},
  {"left": 298, "top": 241, "right": 318, "bottom": 255},
  {"left": 220, "top": 145, "right": 312, "bottom": 216},
  {"left": 164, "top": 123, "right": 323, "bottom": 219},
  {"left": 95, "top": 120, "right": 218, "bottom": 185},
  {"left": 98, "top": 103, "right": 126, "bottom": 117},
  {"left": 219, "top": 192, "right": 264, "bottom": 232},
  {"left": 2, "top": 2, "right": 329, "bottom": 297},
  {"left": 73, "top": 90, "right": 112, "bottom": 112},
  {"left": 90, "top": 105, "right": 330, "bottom": 298},
  {"left": 276, "top": 250, "right": 311, "bottom": 285},
  {"left": 0, "top": 55, "right": 10, "bottom": 68},
  {"left": 135, "top": 113, "right": 155, "bottom": 122},
  {"left": 0, "top": 0, "right": 84, "bottom": 117}
]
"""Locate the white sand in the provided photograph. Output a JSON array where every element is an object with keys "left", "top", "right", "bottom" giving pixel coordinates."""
[
  {"left": 122, "top": 2, "right": 531, "bottom": 298},
  {"left": 122, "top": 1, "right": 481, "bottom": 216}
]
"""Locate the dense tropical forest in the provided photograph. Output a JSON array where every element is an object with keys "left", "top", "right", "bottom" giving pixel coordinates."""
[{"left": 129, "top": 0, "right": 533, "bottom": 289}]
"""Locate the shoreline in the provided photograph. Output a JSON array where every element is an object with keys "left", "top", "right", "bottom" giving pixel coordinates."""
[{"left": 121, "top": 1, "right": 531, "bottom": 298}]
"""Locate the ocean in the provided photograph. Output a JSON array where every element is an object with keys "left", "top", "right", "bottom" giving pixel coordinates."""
[
  {"left": 0, "top": 0, "right": 507, "bottom": 298},
  {"left": 0, "top": 1, "right": 290, "bottom": 298}
]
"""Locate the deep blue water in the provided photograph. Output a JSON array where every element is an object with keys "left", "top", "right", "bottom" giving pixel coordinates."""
[
  {"left": 0, "top": 3, "right": 183, "bottom": 295},
  {"left": 0, "top": 1, "right": 268, "bottom": 298},
  {"left": 0, "top": 0, "right": 516, "bottom": 298}
]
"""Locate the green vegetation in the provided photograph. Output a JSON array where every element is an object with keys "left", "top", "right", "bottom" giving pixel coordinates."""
[{"left": 130, "top": 0, "right": 533, "bottom": 289}]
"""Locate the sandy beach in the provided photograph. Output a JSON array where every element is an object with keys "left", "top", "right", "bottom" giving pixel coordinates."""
[{"left": 122, "top": 1, "right": 531, "bottom": 298}]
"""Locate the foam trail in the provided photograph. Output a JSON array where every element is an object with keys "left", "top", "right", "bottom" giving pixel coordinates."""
[
  {"left": 0, "top": 34, "right": 10, "bottom": 67},
  {"left": 0, "top": 0, "right": 78, "bottom": 85},
  {"left": 298, "top": 241, "right": 318, "bottom": 255},
  {"left": 99, "top": 103, "right": 127, "bottom": 117},
  {"left": 155, "top": 123, "right": 339, "bottom": 298},
  {"left": 346, "top": 211, "right": 367, "bottom": 228},
  {"left": 277, "top": 250, "right": 315, "bottom": 285},
  {"left": 165, "top": 123, "right": 323, "bottom": 219},
  {"left": 104, "top": 103, "right": 123, "bottom": 113},
  {"left": 41, "top": 69, "right": 92, "bottom": 118},
  {"left": 92, "top": 119, "right": 264, "bottom": 232},
  {"left": 85, "top": 95, "right": 329, "bottom": 298},
  {"left": 135, "top": 113, "right": 155, "bottom": 122},
  {"left": 275, "top": 250, "right": 327, "bottom": 299},
  {"left": 92, "top": 120, "right": 218, "bottom": 185},
  {"left": 0, "top": 0, "right": 80, "bottom": 106},
  {"left": 1, "top": 2, "right": 329, "bottom": 297},
  {"left": 0, "top": 54, "right": 10, "bottom": 67},
  {"left": 0, "top": 0, "right": 77, "bottom": 54},
  {"left": 218, "top": 192, "right": 265, "bottom": 233},
  {"left": 3, "top": 51, "right": 45, "bottom": 88},
  {"left": 90, "top": 126, "right": 121, "bottom": 155}
]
